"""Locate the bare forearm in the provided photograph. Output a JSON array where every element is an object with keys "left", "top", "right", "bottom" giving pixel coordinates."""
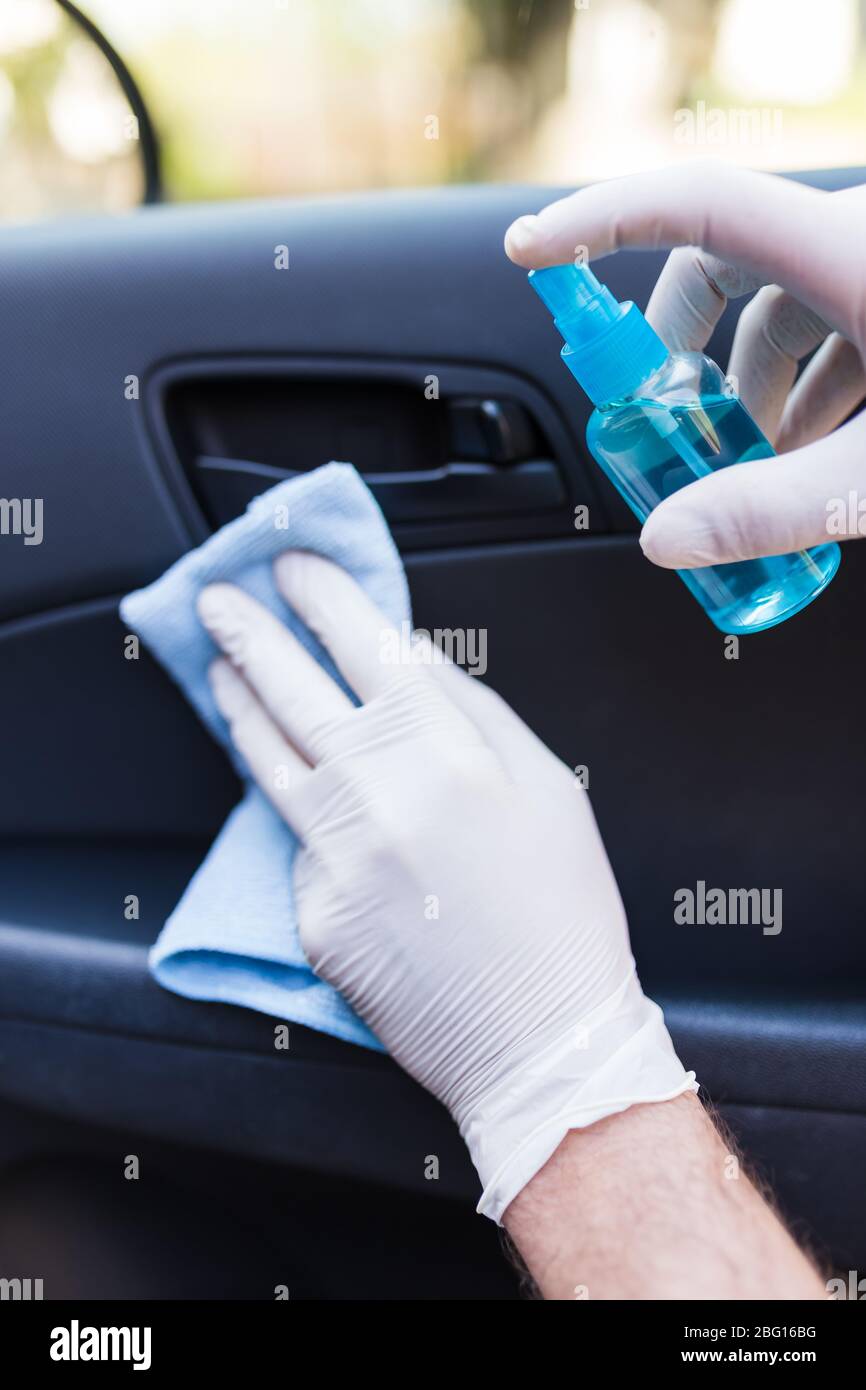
[{"left": 503, "top": 1092, "right": 825, "bottom": 1301}]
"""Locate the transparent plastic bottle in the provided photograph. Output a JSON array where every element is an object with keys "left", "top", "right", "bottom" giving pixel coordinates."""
[{"left": 530, "top": 263, "right": 840, "bottom": 634}]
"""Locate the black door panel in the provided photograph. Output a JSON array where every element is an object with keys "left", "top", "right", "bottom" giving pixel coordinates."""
[{"left": 1, "top": 173, "right": 864, "bottom": 1274}]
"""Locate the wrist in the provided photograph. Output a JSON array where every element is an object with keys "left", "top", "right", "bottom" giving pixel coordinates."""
[
  {"left": 503, "top": 1090, "right": 825, "bottom": 1301},
  {"left": 460, "top": 970, "right": 697, "bottom": 1224}
]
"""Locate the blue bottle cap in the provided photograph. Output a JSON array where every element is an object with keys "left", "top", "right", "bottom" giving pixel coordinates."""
[{"left": 529, "top": 263, "right": 668, "bottom": 406}]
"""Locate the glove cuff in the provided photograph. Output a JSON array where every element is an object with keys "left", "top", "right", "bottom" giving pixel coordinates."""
[{"left": 463, "top": 971, "right": 698, "bottom": 1225}]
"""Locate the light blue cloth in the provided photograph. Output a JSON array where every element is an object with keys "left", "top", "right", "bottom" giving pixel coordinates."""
[{"left": 120, "top": 462, "right": 411, "bottom": 1051}]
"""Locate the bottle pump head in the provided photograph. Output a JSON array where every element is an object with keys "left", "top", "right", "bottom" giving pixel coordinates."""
[{"left": 529, "top": 262, "right": 668, "bottom": 406}]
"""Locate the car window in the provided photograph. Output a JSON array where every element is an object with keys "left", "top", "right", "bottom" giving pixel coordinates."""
[{"left": 2, "top": 0, "right": 865, "bottom": 221}]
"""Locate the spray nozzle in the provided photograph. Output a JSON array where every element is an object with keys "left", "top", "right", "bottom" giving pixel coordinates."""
[
  {"left": 529, "top": 263, "right": 615, "bottom": 323},
  {"left": 528, "top": 261, "right": 668, "bottom": 406}
]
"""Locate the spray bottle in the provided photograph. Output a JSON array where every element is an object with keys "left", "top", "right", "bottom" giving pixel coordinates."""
[{"left": 530, "top": 263, "right": 840, "bottom": 634}]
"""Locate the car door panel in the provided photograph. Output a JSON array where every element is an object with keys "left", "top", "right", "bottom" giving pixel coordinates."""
[{"left": 1, "top": 173, "right": 864, "bottom": 1268}]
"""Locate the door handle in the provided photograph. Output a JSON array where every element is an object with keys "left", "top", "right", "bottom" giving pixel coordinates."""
[{"left": 193, "top": 455, "right": 566, "bottom": 529}]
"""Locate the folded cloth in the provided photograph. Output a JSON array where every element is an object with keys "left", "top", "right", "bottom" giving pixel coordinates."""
[{"left": 120, "top": 462, "right": 411, "bottom": 1051}]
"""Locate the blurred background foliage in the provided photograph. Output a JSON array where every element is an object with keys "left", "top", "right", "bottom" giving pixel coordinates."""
[{"left": 1, "top": 0, "right": 865, "bottom": 222}]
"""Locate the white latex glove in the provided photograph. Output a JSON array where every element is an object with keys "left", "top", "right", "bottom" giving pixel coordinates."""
[
  {"left": 506, "top": 163, "right": 866, "bottom": 567},
  {"left": 196, "top": 554, "right": 695, "bottom": 1223}
]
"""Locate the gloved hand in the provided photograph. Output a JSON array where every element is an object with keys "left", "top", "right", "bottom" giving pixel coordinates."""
[
  {"left": 506, "top": 163, "right": 866, "bottom": 568},
  {"left": 197, "top": 553, "right": 695, "bottom": 1223}
]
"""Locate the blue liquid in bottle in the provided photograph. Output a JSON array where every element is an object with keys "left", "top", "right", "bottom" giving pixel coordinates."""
[{"left": 530, "top": 264, "right": 840, "bottom": 634}]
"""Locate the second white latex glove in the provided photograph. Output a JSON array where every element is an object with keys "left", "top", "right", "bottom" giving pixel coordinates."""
[
  {"left": 506, "top": 164, "right": 866, "bottom": 567},
  {"left": 198, "top": 552, "right": 695, "bottom": 1223}
]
